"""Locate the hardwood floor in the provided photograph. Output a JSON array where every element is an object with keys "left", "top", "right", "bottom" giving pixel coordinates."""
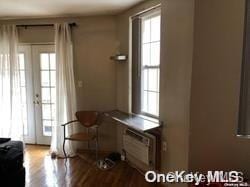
[{"left": 24, "top": 145, "right": 156, "bottom": 187}]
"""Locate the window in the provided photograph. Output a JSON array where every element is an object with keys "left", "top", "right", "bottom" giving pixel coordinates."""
[
  {"left": 141, "top": 12, "right": 160, "bottom": 117},
  {"left": 131, "top": 9, "right": 161, "bottom": 118}
]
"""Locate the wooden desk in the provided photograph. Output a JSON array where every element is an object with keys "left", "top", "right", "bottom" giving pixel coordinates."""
[{"left": 104, "top": 110, "right": 162, "bottom": 132}]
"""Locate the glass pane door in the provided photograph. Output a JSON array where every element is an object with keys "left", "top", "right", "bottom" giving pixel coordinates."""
[
  {"left": 18, "top": 46, "right": 35, "bottom": 144},
  {"left": 32, "top": 45, "right": 55, "bottom": 145},
  {"left": 18, "top": 45, "right": 55, "bottom": 145}
]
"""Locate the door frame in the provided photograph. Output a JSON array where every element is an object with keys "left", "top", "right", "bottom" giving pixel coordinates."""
[{"left": 19, "top": 44, "right": 55, "bottom": 145}]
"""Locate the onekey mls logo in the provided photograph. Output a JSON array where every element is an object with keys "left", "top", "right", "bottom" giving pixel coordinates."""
[{"left": 145, "top": 170, "right": 249, "bottom": 186}]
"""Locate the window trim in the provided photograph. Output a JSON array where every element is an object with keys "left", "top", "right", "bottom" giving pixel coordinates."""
[{"left": 130, "top": 8, "right": 161, "bottom": 119}]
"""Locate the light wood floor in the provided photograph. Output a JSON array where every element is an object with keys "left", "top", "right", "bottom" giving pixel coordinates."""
[{"left": 24, "top": 145, "right": 155, "bottom": 187}]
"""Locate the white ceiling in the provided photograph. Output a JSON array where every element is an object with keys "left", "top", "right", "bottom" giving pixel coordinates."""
[{"left": 0, "top": 0, "right": 144, "bottom": 19}]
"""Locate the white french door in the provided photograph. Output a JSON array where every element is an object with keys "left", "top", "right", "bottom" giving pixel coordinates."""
[{"left": 19, "top": 44, "right": 56, "bottom": 145}]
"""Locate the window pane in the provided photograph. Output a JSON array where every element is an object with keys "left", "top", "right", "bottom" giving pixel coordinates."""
[
  {"left": 18, "top": 54, "right": 25, "bottom": 70},
  {"left": 20, "top": 71, "right": 25, "bottom": 87},
  {"left": 157, "top": 69, "right": 160, "bottom": 92},
  {"left": 43, "top": 120, "right": 52, "bottom": 136},
  {"left": 148, "top": 69, "right": 158, "bottom": 92},
  {"left": 44, "top": 126, "right": 52, "bottom": 136},
  {"left": 40, "top": 53, "right": 49, "bottom": 70},
  {"left": 50, "top": 71, "right": 56, "bottom": 87},
  {"left": 148, "top": 92, "right": 158, "bottom": 116},
  {"left": 51, "top": 104, "right": 56, "bottom": 120},
  {"left": 42, "top": 104, "right": 51, "bottom": 120},
  {"left": 21, "top": 87, "right": 26, "bottom": 104},
  {"left": 21, "top": 102, "right": 28, "bottom": 135},
  {"left": 23, "top": 119, "right": 28, "bottom": 135},
  {"left": 21, "top": 104, "right": 27, "bottom": 121},
  {"left": 142, "top": 91, "right": 148, "bottom": 112},
  {"left": 51, "top": 88, "right": 56, "bottom": 104},
  {"left": 50, "top": 53, "right": 56, "bottom": 70},
  {"left": 143, "top": 69, "right": 148, "bottom": 90},
  {"left": 150, "top": 42, "right": 160, "bottom": 66},
  {"left": 41, "top": 71, "right": 50, "bottom": 86},
  {"left": 142, "top": 19, "right": 150, "bottom": 43},
  {"left": 151, "top": 15, "right": 161, "bottom": 42},
  {"left": 142, "top": 43, "right": 150, "bottom": 66},
  {"left": 42, "top": 88, "right": 50, "bottom": 103}
]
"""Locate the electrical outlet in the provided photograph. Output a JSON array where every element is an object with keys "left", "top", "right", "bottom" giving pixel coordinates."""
[{"left": 162, "top": 141, "right": 167, "bottom": 152}]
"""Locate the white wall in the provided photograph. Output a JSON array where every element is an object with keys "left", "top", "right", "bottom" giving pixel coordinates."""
[
  {"left": 160, "top": 1, "right": 194, "bottom": 187},
  {"left": 190, "top": 0, "right": 250, "bottom": 178}
]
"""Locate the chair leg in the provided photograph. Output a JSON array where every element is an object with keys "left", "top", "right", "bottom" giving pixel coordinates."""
[
  {"left": 63, "top": 125, "right": 67, "bottom": 159},
  {"left": 95, "top": 138, "right": 98, "bottom": 161},
  {"left": 87, "top": 128, "right": 90, "bottom": 150},
  {"left": 63, "top": 139, "right": 67, "bottom": 159},
  {"left": 95, "top": 126, "right": 99, "bottom": 162}
]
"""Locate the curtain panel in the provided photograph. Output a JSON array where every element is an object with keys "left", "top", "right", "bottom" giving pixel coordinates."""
[
  {"left": 51, "top": 23, "right": 77, "bottom": 157},
  {"left": 0, "top": 25, "right": 24, "bottom": 141}
]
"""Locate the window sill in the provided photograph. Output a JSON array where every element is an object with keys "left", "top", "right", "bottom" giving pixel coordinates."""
[
  {"left": 137, "top": 113, "right": 159, "bottom": 124},
  {"left": 105, "top": 110, "right": 161, "bottom": 132},
  {"left": 237, "top": 134, "right": 250, "bottom": 139}
]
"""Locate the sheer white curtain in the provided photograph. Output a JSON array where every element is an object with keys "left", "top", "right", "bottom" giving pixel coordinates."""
[
  {"left": 0, "top": 25, "right": 24, "bottom": 141},
  {"left": 51, "top": 23, "right": 77, "bottom": 157}
]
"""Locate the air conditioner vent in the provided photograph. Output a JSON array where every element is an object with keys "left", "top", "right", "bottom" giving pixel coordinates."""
[{"left": 123, "top": 129, "right": 152, "bottom": 165}]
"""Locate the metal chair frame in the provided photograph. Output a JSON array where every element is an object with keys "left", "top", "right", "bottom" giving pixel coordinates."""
[{"left": 61, "top": 111, "right": 101, "bottom": 161}]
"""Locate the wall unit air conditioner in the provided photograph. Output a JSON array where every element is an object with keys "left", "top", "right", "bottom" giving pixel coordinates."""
[{"left": 123, "top": 128, "right": 156, "bottom": 168}]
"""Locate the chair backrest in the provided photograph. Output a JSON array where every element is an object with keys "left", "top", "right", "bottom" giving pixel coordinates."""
[{"left": 75, "top": 111, "right": 99, "bottom": 128}]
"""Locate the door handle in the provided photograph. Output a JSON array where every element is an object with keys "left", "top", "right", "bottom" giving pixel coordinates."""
[
  {"left": 34, "top": 94, "right": 40, "bottom": 105},
  {"left": 33, "top": 100, "right": 40, "bottom": 104}
]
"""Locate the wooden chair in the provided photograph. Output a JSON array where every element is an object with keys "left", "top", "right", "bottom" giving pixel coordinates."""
[{"left": 61, "top": 111, "right": 101, "bottom": 160}]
